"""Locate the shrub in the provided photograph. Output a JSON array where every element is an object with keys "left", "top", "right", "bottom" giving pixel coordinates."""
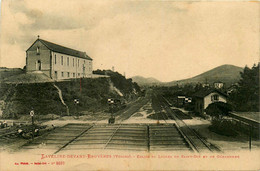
[
  {"left": 205, "top": 102, "right": 232, "bottom": 119},
  {"left": 209, "top": 119, "right": 238, "bottom": 136}
]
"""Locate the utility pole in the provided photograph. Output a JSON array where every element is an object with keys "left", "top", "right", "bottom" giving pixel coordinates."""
[
  {"left": 74, "top": 99, "right": 79, "bottom": 116},
  {"left": 108, "top": 99, "right": 115, "bottom": 124},
  {"left": 249, "top": 125, "right": 253, "bottom": 151},
  {"left": 30, "top": 109, "right": 35, "bottom": 140}
]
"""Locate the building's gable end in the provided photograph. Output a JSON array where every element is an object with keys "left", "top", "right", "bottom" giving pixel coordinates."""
[
  {"left": 26, "top": 39, "right": 38, "bottom": 52},
  {"left": 26, "top": 39, "right": 50, "bottom": 52},
  {"left": 205, "top": 92, "right": 226, "bottom": 100},
  {"left": 204, "top": 92, "right": 227, "bottom": 110}
]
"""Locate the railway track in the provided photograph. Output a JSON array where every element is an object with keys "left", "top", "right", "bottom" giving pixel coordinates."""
[
  {"left": 159, "top": 95, "right": 221, "bottom": 153},
  {"left": 21, "top": 123, "right": 193, "bottom": 153},
  {"left": 20, "top": 100, "right": 149, "bottom": 153},
  {"left": 116, "top": 97, "right": 149, "bottom": 122},
  {"left": 20, "top": 94, "right": 220, "bottom": 153},
  {"left": 21, "top": 98, "right": 193, "bottom": 153}
]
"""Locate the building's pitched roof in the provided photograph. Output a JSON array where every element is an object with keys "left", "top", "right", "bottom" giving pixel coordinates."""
[
  {"left": 193, "top": 89, "right": 227, "bottom": 98},
  {"left": 27, "top": 38, "right": 92, "bottom": 60}
]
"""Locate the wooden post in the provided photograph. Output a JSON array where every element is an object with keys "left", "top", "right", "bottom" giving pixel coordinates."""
[
  {"left": 249, "top": 125, "right": 252, "bottom": 151},
  {"left": 32, "top": 115, "right": 34, "bottom": 140},
  {"left": 30, "top": 110, "right": 35, "bottom": 140}
]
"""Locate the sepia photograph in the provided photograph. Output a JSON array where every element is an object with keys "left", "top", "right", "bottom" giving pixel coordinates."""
[{"left": 0, "top": 0, "right": 259, "bottom": 170}]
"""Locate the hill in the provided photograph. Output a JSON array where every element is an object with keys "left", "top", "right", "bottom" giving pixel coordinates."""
[
  {"left": 2, "top": 72, "right": 54, "bottom": 84},
  {"left": 0, "top": 68, "right": 24, "bottom": 81},
  {"left": 131, "top": 76, "right": 161, "bottom": 86},
  {"left": 165, "top": 64, "right": 243, "bottom": 86},
  {"left": 0, "top": 70, "right": 141, "bottom": 118}
]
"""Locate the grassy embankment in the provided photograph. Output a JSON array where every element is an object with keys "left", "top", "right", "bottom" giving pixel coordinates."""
[{"left": 0, "top": 77, "right": 135, "bottom": 119}]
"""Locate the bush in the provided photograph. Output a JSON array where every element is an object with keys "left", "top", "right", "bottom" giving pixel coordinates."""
[
  {"left": 205, "top": 102, "right": 232, "bottom": 118},
  {"left": 209, "top": 119, "right": 238, "bottom": 136}
]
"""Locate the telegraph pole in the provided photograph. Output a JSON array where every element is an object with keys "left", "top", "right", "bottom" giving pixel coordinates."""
[
  {"left": 108, "top": 98, "right": 115, "bottom": 124},
  {"left": 30, "top": 109, "right": 35, "bottom": 140},
  {"left": 74, "top": 99, "right": 79, "bottom": 116},
  {"left": 249, "top": 125, "right": 253, "bottom": 151}
]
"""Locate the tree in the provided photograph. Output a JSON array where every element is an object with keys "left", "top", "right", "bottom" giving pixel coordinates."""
[
  {"left": 229, "top": 64, "right": 259, "bottom": 111},
  {"left": 205, "top": 102, "right": 232, "bottom": 119}
]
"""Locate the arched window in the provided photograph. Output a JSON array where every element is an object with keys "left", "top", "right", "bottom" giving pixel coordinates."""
[{"left": 36, "top": 47, "right": 40, "bottom": 54}]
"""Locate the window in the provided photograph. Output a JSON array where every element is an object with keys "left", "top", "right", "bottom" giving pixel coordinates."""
[
  {"left": 54, "top": 55, "right": 57, "bottom": 64},
  {"left": 78, "top": 59, "right": 80, "bottom": 67},
  {"left": 61, "top": 56, "right": 63, "bottom": 65},
  {"left": 73, "top": 73, "right": 75, "bottom": 77},
  {"left": 78, "top": 73, "right": 80, "bottom": 76},
  {"left": 36, "top": 47, "right": 40, "bottom": 54},
  {"left": 67, "top": 57, "right": 69, "bottom": 66},
  {"left": 54, "top": 71, "right": 58, "bottom": 79},
  {"left": 37, "top": 60, "right": 41, "bottom": 70},
  {"left": 67, "top": 72, "right": 70, "bottom": 77},
  {"left": 211, "top": 94, "right": 219, "bottom": 101},
  {"left": 73, "top": 58, "right": 75, "bottom": 67},
  {"left": 61, "top": 72, "right": 64, "bottom": 77}
]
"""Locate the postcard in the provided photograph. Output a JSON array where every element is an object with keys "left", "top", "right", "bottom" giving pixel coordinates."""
[{"left": 0, "top": 0, "right": 259, "bottom": 170}]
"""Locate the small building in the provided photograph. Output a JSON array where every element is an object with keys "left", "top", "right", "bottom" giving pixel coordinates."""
[
  {"left": 202, "top": 83, "right": 210, "bottom": 88},
  {"left": 226, "top": 84, "right": 238, "bottom": 95},
  {"left": 26, "top": 36, "right": 93, "bottom": 80},
  {"left": 193, "top": 89, "right": 227, "bottom": 115},
  {"left": 213, "top": 81, "right": 224, "bottom": 89},
  {"left": 177, "top": 96, "right": 186, "bottom": 107},
  {"left": 177, "top": 96, "right": 192, "bottom": 107}
]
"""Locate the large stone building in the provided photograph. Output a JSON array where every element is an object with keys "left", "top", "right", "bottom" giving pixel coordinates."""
[{"left": 26, "top": 37, "right": 93, "bottom": 80}]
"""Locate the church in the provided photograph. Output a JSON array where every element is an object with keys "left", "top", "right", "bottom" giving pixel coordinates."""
[{"left": 26, "top": 36, "right": 93, "bottom": 80}]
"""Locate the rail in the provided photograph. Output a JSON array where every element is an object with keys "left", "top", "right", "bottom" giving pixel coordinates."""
[
  {"left": 161, "top": 95, "right": 218, "bottom": 153},
  {"left": 54, "top": 125, "right": 93, "bottom": 154},
  {"left": 229, "top": 113, "right": 260, "bottom": 128},
  {"left": 103, "top": 124, "right": 122, "bottom": 149}
]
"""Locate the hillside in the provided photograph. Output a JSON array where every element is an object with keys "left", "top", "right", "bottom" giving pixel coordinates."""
[
  {"left": 2, "top": 72, "right": 54, "bottom": 83},
  {"left": 131, "top": 76, "right": 161, "bottom": 86},
  {"left": 165, "top": 64, "right": 243, "bottom": 86},
  {"left": 0, "top": 68, "right": 24, "bottom": 81},
  {"left": 0, "top": 70, "right": 141, "bottom": 118}
]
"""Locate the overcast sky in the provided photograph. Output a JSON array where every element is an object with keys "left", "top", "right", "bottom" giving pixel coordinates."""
[{"left": 0, "top": 0, "right": 259, "bottom": 82}]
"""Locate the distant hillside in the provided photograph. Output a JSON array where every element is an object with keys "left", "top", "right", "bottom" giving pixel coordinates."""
[
  {"left": 0, "top": 68, "right": 24, "bottom": 81},
  {"left": 131, "top": 76, "right": 161, "bottom": 86},
  {"left": 165, "top": 64, "right": 243, "bottom": 87}
]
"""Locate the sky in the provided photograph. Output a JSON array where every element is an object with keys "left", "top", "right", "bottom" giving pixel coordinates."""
[{"left": 0, "top": 0, "right": 259, "bottom": 82}]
